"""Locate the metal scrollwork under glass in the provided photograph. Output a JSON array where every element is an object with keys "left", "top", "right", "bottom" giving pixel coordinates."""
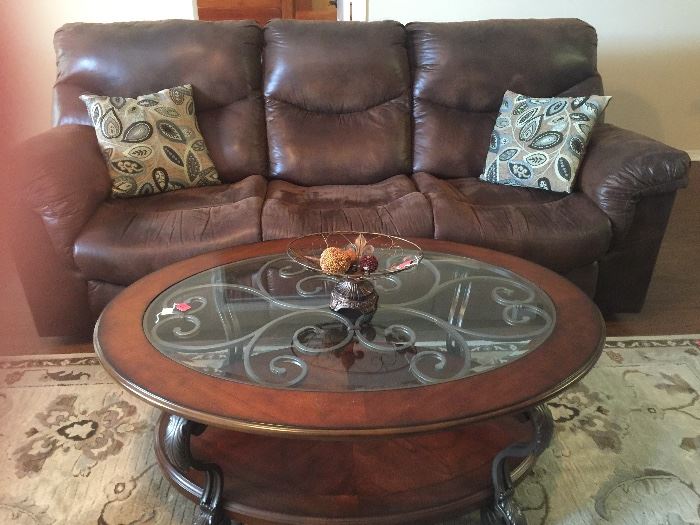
[{"left": 143, "top": 251, "right": 555, "bottom": 391}]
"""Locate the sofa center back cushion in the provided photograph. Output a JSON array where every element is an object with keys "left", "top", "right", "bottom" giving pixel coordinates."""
[
  {"left": 263, "top": 20, "right": 412, "bottom": 186},
  {"left": 53, "top": 19, "right": 267, "bottom": 183}
]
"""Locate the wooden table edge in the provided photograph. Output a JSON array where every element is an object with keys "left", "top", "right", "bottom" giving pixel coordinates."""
[{"left": 95, "top": 238, "right": 606, "bottom": 437}]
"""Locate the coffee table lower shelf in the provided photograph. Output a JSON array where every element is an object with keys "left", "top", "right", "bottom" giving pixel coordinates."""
[{"left": 154, "top": 410, "right": 549, "bottom": 525}]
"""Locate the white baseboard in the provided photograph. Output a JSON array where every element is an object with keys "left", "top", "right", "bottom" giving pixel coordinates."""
[{"left": 687, "top": 150, "right": 700, "bottom": 162}]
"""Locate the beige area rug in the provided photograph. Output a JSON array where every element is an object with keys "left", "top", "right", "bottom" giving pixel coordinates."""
[{"left": 1, "top": 335, "right": 699, "bottom": 525}]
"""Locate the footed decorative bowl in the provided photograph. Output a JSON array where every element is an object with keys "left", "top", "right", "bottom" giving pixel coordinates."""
[{"left": 287, "top": 232, "right": 423, "bottom": 316}]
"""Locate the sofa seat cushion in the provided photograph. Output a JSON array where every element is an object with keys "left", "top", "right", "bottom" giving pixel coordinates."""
[
  {"left": 74, "top": 175, "right": 266, "bottom": 285},
  {"left": 414, "top": 172, "right": 612, "bottom": 272},
  {"left": 261, "top": 175, "right": 434, "bottom": 240}
]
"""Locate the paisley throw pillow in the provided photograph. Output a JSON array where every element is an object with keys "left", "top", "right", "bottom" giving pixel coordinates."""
[
  {"left": 480, "top": 90, "right": 611, "bottom": 193},
  {"left": 80, "top": 85, "right": 220, "bottom": 198}
]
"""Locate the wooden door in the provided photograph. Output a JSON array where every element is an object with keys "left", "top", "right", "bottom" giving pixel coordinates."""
[
  {"left": 294, "top": 0, "right": 337, "bottom": 20},
  {"left": 197, "top": 0, "right": 337, "bottom": 24}
]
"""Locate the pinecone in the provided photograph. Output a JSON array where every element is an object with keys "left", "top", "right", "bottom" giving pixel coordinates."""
[{"left": 320, "top": 247, "right": 353, "bottom": 274}]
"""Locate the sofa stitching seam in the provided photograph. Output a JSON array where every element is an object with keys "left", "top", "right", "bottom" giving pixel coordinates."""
[{"left": 265, "top": 94, "right": 408, "bottom": 115}]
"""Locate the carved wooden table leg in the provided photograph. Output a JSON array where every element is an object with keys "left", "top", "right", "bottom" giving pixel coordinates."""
[
  {"left": 162, "top": 414, "right": 237, "bottom": 525},
  {"left": 480, "top": 405, "right": 553, "bottom": 525}
]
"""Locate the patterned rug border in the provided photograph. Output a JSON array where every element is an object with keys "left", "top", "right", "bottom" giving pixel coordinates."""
[
  {"left": 1, "top": 334, "right": 699, "bottom": 369},
  {"left": 0, "top": 354, "right": 101, "bottom": 370},
  {"left": 603, "top": 334, "right": 700, "bottom": 349},
  {"left": 604, "top": 333, "right": 700, "bottom": 341}
]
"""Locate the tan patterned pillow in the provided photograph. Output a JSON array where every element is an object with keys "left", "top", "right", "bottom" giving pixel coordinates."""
[
  {"left": 480, "top": 90, "right": 611, "bottom": 193},
  {"left": 80, "top": 85, "right": 220, "bottom": 198}
]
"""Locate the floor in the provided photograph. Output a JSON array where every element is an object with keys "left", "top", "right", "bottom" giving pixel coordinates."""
[
  {"left": 1, "top": 164, "right": 698, "bottom": 357},
  {"left": 604, "top": 161, "right": 700, "bottom": 335}
]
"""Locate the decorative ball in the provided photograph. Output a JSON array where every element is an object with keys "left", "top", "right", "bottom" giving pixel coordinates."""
[
  {"left": 320, "top": 247, "right": 353, "bottom": 274},
  {"left": 359, "top": 254, "right": 379, "bottom": 273}
]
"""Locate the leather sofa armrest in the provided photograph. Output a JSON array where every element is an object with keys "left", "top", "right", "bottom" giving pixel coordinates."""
[
  {"left": 12, "top": 125, "right": 111, "bottom": 267},
  {"left": 578, "top": 123, "right": 690, "bottom": 243}
]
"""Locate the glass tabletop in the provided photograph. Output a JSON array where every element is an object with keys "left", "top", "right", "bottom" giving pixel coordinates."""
[{"left": 143, "top": 251, "right": 555, "bottom": 391}]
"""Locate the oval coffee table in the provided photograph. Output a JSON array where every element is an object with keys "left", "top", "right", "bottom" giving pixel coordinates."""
[{"left": 94, "top": 238, "right": 604, "bottom": 525}]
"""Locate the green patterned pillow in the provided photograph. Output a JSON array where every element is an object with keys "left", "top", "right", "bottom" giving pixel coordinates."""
[
  {"left": 80, "top": 85, "right": 220, "bottom": 198},
  {"left": 480, "top": 90, "right": 611, "bottom": 193}
]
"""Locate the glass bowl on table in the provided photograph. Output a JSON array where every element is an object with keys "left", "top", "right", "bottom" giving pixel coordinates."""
[{"left": 287, "top": 232, "right": 423, "bottom": 318}]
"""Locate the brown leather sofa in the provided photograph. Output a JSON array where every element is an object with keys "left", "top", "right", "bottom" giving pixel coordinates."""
[{"left": 11, "top": 18, "right": 690, "bottom": 337}]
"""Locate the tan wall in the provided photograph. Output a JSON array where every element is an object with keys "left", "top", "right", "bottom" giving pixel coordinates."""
[
  {"left": 0, "top": 0, "right": 197, "bottom": 144},
  {"left": 367, "top": 0, "right": 700, "bottom": 154}
]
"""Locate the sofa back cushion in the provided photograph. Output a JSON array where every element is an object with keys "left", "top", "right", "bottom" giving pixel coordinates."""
[
  {"left": 408, "top": 19, "right": 604, "bottom": 179},
  {"left": 53, "top": 20, "right": 267, "bottom": 183},
  {"left": 264, "top": 20, "right": 412, "bottom": 186}
]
